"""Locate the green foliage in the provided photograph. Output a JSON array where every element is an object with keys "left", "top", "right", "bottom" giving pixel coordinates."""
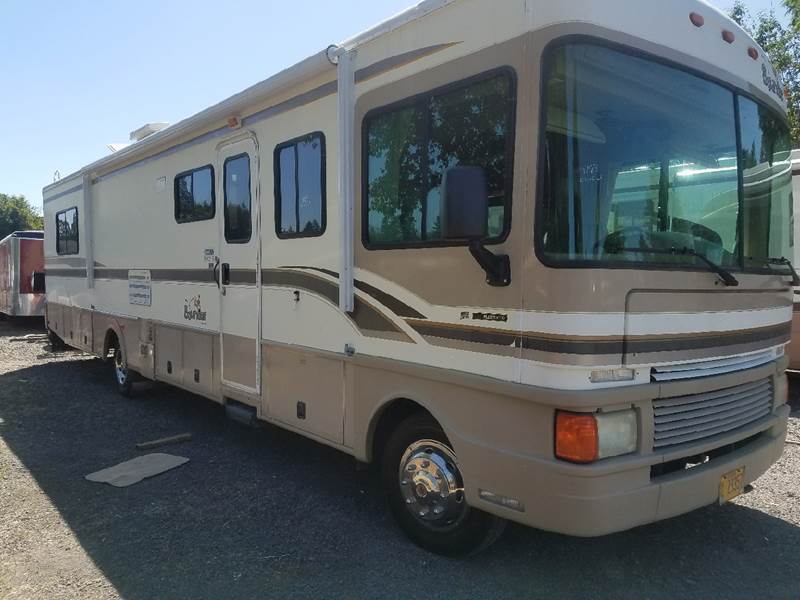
[
  {"left": 0, "top": 194, "right": 43, "bottom": 240},
  {"left": 785, "top": 0, "right": 800, "bottom": 31},
  {"left": 730, "top": 0, "right": 800, "bottom": 144}
]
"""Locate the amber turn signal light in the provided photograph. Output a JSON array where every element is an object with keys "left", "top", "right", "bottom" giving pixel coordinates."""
[{"left": 555, "top": 412, "right": 599, "bottom": 464}]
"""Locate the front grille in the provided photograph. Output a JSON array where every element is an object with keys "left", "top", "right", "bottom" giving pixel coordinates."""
[
  {"left": 650, "top": 351, "right": 775, "bottom": 382},
  {"left": 653, "top": 378, "right": 773, "bottom": 449}
]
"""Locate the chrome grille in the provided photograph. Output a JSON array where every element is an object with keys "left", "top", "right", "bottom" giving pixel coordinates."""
[
  {"left": 653, "top": 378, "right": 773, "bottom": 449},
  {"left": 650, "top": 351, "right": 775, "bottom": 382}
]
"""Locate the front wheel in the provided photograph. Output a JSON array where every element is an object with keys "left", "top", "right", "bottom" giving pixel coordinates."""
[
  {"left": 381, "top": 413, "right": 506, "bottom": 557},
  {"left": 113, "top": 345, "right": 133, "bottom": 397}
]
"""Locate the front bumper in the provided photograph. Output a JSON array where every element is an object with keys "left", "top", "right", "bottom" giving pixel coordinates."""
[{"left": 458, "top": 363, "right": 790, "bottom": 537}]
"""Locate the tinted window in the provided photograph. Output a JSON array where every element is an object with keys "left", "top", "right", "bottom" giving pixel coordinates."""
[
  {"left": 538, "top": 42, "right": 793, "bottom": 275},
  {"left": 275, "top": 133, "right": 326, "bottom": 238},
  {"left": 539, "top": 43, "right": 741, "bottom": 268},
  {"left": 56, "top": 207, "right": 79, "bottom": 255},
  {"left": 224, "top": 154, "right": 252, "bottom": 243},
  {"left": 739, "top": 96, "right": 794, "bottom": 267},
  {"left": 365, "top": 71, "right": 515, "bottom": 246},
  {"left": 175, "top": 166, "right": 215, "bottom": 223}
]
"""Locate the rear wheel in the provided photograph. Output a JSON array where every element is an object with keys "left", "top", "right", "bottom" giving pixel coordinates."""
[
  {"left": 112, "top": 344, "right": 133, "bottom": 397},
  {"left": 381, "top": 412, "right": 506, "bottom": 557}
]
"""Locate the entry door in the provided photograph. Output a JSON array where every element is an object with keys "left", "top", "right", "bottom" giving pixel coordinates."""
[{"left": 217, "top": 136, "right": 261, "bottom": 396}]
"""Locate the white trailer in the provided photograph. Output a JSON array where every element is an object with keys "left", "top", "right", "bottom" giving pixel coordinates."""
[
  {"left": 43, "top": 0, "right": 794, "bottom": 555},
  {"left": 0, "top": 231, "right": 45, "bottom": 317}
]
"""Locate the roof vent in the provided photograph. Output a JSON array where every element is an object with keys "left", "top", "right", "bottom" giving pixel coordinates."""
[{"left": 130, "top": 122, "right": 169, "bottom": 142}]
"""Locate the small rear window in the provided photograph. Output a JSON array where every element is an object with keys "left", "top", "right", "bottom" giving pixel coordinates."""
[{"left": 174, "top": 165, "right": 215, "bottom": 223}]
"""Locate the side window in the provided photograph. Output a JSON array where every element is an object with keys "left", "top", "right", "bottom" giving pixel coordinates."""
[
  {"left": 224, "top": 154, "right": 252, "bottom": 244},
  {"left": 364, "top": 70, "right": 516, "bottom": 247},
  {"left": 274, "top": 132, "right": 326, "bottom": 238},
  {"left": 738, "top": 95, "right": 794, "bottom": 266},
  {"left": 174, "top": 165, "right": 215, "bottom": 223},
  {"left": 56, "top": 207, "right": 79, "bottom": 255}
]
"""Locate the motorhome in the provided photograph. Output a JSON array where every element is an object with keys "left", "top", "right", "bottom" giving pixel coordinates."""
[
  {"left": 0, "top": 231, "right": 45, "bottom": 317},
  {"left": 43, "top": 0, "right": 794, "bottom": 555}
]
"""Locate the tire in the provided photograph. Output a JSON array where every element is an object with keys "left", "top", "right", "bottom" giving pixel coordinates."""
[
  {"left": 381, "top": 412, "right": 506, "bottom": 557},
  {"left": 47, "top": 329, "right": 67, "bottom": 351},
  {"left": 112, "top": 344, "right": 133, "bottom": 397}
]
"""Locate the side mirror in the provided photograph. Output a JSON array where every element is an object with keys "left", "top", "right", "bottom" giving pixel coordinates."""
[
  {"left": 439, "top": 166, "right": 511, "bottom": 287},
  {"left": 32, "top": 272, "right": 46, "bottom": 294},
  {"left": 441, "top": 166, "right": 489, "bottom": 240}
]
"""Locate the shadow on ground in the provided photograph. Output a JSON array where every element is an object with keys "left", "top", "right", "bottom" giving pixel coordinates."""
[{"left": 1, "top": 319, "right": 799, "bottom": 599}]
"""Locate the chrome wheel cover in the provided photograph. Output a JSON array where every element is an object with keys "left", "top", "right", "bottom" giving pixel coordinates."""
[
  {"left": 114, "top": 350, "right": 128, "bottom": 386},
  {"left": 398, "top": 439, "right": 468, "bottom": 531}
]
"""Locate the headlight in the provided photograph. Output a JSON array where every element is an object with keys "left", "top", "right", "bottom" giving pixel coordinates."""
[{"left": 555, "top": 409, "right": 638, "bottom": 463}]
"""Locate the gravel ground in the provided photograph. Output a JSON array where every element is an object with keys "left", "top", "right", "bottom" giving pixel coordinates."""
[{"left": 0, "top": 317, "right": 798, "bottom": 600}]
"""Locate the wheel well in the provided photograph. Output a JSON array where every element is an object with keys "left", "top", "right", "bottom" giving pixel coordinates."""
[
  {"left": 103, "top": 329, "right": 119, "bottom": 359},
  {"left": 370, "top": 398, "right": 433, "bottom": 464}
]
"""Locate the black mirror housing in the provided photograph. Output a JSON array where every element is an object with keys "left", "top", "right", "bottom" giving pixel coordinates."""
[
  {"left": 439, "top": 166, "right": 511, "bottom": 287},
  {"left": 441, "top": 166, "right": 489, "bottom": 240}
]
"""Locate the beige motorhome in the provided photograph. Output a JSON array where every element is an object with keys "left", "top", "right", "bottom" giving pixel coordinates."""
[{"left": 43, "top": 0, "right": 794, "bottom": 556}]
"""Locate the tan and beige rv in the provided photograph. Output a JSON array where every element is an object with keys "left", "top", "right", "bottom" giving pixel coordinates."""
[{"left": 43, "top": 0, "right": 794, "bottom": 555}]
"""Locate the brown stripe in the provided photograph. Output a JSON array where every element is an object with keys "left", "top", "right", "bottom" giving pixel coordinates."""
[
  {"left": 92, "top": 268, "right": 217, "bottom": 283},
  {"left": 406, "top": 320, "right": 791, "bottom": 356},
  {"left": 264, "top": 269, "right": 338, "bottom": 305},
  {"left": 280, "top": 266, "right": 427, "bottom": 320},
  {"left": 262, "top": 269, "right": 410, "bottom": 338},
  {"left": 228, "top": 269, "right": 257, "bottom": 286},
  {"left": 355, "top": 43, "right": 460, "bottom": 83},
  {"left": 45, "top": 257, "right": 87, "bottom": 268},
  {"left": 353, "top": 279, "right": 427, "bottom": 319},
  {"left": 152, "top": 269, "right": 216, "bottom": 283},
  {"left": 45, "top": 269, "right": 87, "bottom": 278},
  {"left": 94, "top": 269, "right": 129, "bottom": 280},
  {"left": 625, "top": 324, "right": 790, "bottom": 355}
]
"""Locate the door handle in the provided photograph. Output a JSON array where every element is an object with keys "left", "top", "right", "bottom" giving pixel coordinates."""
[
  {"left": 221, "top": 263, "right": 231, "bottom": 286},
  {"left": 213, "top": 259, "right": 221, "bottom": 289}
]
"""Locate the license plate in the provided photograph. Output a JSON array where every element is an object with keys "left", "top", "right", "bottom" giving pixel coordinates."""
[{"left": 719, "top": 467, "right": 745, "bottom": 505}]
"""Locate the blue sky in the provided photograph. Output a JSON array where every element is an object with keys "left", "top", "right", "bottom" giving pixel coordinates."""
[{"left": 0, "top": 0, "right": 790, "bottom": 212}]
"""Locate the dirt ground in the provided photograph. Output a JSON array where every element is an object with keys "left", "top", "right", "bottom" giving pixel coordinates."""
[{"left": 0, "top": 316, "right": 799, "bottom": 600}]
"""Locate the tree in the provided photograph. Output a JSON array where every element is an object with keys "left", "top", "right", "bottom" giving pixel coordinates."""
[
  {"left": 730, "top": 1, "right": 800, "bottom": 144},
  {"left": 785, "top": 0, "right": 800, "bottom": 31},
  {"left": 0, "top": 194, "right": 43, "bottom": 240}
]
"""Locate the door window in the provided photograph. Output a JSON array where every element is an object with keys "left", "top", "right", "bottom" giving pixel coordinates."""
[{"left": 224, "top": 154, "right": 252, "bottom": 244}]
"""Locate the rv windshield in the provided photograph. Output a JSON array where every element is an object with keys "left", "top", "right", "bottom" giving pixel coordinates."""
[{"left": 538, "top": 42, "right": 793, "bottom": 271}]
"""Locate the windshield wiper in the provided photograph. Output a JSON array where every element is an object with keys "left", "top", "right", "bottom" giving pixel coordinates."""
[
  {"left": 613, "top": 246, "right": 739, "bottom": 287},
  {"left": 747, "top": 256, "right": 800, "bottom": 286}
]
